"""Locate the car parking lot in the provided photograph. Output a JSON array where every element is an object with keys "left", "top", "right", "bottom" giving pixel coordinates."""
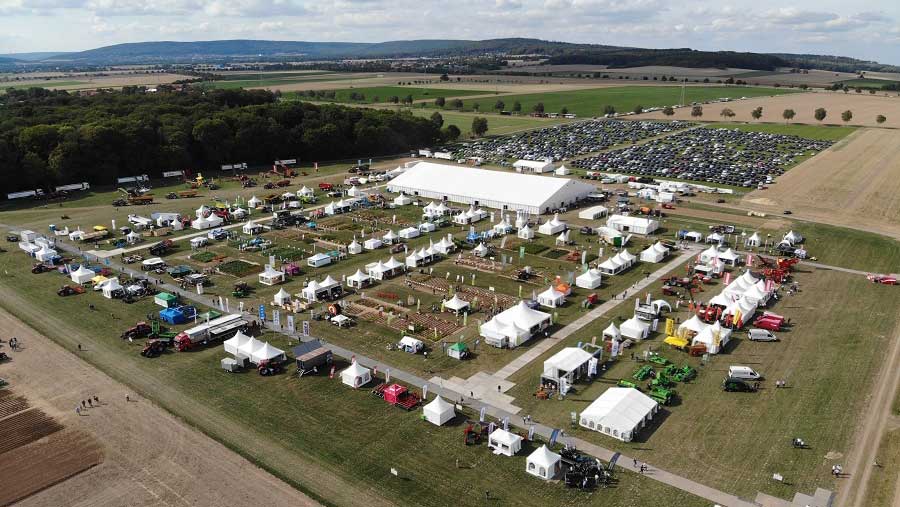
[{"left": 571, "top": 126, "right": 834, "bottom": 187}]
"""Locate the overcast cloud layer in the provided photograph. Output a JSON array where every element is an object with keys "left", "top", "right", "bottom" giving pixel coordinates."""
[{"left": 1, "top": 0, "right": 898, "bottom": 65}]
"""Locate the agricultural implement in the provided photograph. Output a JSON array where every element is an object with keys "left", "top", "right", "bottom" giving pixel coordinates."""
[
  {"left": 632, "top": 365, "right": 653, "bottom": 381},
  {"left": 672, "top": 365, "right": 697, "bottom": 382},
  {"left": 647, "top": 353, "right": 670, "bottom": 366},
  {"left": 149, "top": 239, "right": 175, "bottom": 256},
  {"left": 648, "top": 386, "right": 674, "bottom": 405},
  {"left": 560, "top": 448, "right": 612, "bottom": 489},
  {"left": 31, "top": 263, "right": 52, "bottom": 274},
  {"left": 258, "top": 358, "right": 285, "bottom": 376},
  {"left": 617, "top": 379, "right": 639, "bottom": 390},
  {"left": 464, "top": 422, "right": 488, "bottom": 445},
  {"left": 232, "top": 282, "right": 251, "bottom": 298},
  {"left": 140, "top": 339, "right": 169, "bottom": 358},
  {"left": 649, "top": 374, "right": 674, "bottom": 389}
]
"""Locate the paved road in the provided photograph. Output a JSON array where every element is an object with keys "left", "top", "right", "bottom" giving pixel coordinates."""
[{"left": 44, "top": 235, "right": 764, "bottom": 507}]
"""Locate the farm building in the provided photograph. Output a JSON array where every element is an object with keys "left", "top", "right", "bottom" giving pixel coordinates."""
[
  {"left": 579, "top": 387, "right": 659, "bottom": 442},
  {"left": 480, "top": 301, "right": 551, "bottom": 348},
  {"left": 526, "top": 445, "right": 562, "bottom": 480},
  {"left": 513, "top": 159, "right": 555, "bottom": 173},
  {"left": 387, "top": 162, "right": 594, "bottom": 215},
  {"left": 423, "top": 396, "right": 455, "bottom": 426},
  {"left": 488, "top": 429, "right": 523, "bottom": 456},
  {"left": 606, "top": 215, "right": 659, "bottom": 235}
]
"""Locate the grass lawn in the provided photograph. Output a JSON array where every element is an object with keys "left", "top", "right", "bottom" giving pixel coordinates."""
[
  {"left": 1, "top": 80, "right": 87, "bottom": 92},
  {"left": 425, "top": 86, "right": 798, "bottom": 118},
  {"left": 196, "top": 74, "right": 360, "bottom": 90},
  {"left": 287, "top": 86, "right": 495, "bottom": 104},
  {"left": 504, "top": 261, "right": 900, "bottom": 500},
  {"left": 0, "top": 246, "right": 709, "bottom": 507},
  {"left": 864, "top": 424, "right": 900, "bottom": 506},
  {"left": 702, "top": 122, "right": 856, "bottom": 141}
]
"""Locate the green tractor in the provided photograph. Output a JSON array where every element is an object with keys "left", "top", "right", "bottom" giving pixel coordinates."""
[
  {"left": 649, "top": 373, "right": 675, "bottom": 389},
  {"left": 648, "top": 386, "right": 674, "bottom": 405},
  {"left": 632, "top": 365, "right": 653, "bottom": 381},
  {"left": 617, "top": 379, "right": 639, "bottom": 390},
  {"left": 673, "top": 364, "right": 697, "bottom": 383},
  {"left": 647, "top": 352, "right": 670, "bottom": 366},
  {"left": 232, "top": 282, "right": 251, "bottom": 298}
]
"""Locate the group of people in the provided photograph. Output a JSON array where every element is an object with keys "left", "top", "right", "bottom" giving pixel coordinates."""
[
  {"left": 75, "top": 395, "right": 101, "bottom": 416},
  {"left": 1, "top": 337, "right": 19, "bottom": 351}
]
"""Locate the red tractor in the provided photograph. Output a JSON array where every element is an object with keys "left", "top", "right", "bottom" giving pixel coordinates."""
[
  {"left": 57, "top": 285, "right": 86, "bottom": 296},
  {"left": 121, "top": 322, "right": 152, "bottom": 340},
  {"left": 777, "top": 258, "right": 800, "bottom": 271},
  {"left": 763, "top": 268, "right": 790, "bottom": 283},
  {"left": 140, "top": 339, "right": 168, "bottom": 358},
  {"left": 318, "top": 182, "right": 334, "bottom": 191},
  {"left": 258, "top": 358, "right": 285, "bottom": 376}
]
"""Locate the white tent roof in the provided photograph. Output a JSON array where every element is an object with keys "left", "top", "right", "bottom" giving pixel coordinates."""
[
  {"left": 423, "top": 396, "right": 455, "bottom": 426},
  {"left": 390, "top": 162, "right": 593, "bottom": 211},
  {"left": 342, "top": 361, "right": 370, "bottom": 378},
  {"left": 309, "top": 252, "right": 330, "bottom": 262},
  {"left": 489, "top": 428, "right": 523, "bottom": 447},
  {"left": 719, "top": 248, "right": 739, "bottom": 261},
  {"left": 251, "top": 342, "right": 284, "bottom": 363},
  {"left": 621, "top": 316, "right": 650, "bottom": 339},
  {"left": 71, "top": 265, "right": 94, "bottom": 282},
  {"left": 443, "top": 294, "right": 470, "bottom": 311},
  {"left": 581, "top": 387, "right": 657, "bottom": 433},
  {"left": 261, "top": 265, "right": 284, "bottom": 277},
  {"left": 347, "top": 269, "right": 370, "bottom": 283},
  {"left": 679, "top": 315, "right": 708, "bottom": 335},
  {"left": 473, "top": 243, "right": 489, "bottom": 256},
  {"left": 538, "top": 286, "right": 565, "bottom": 302},
  {"left": 248, "top": 196, "right": 262, "bottom": 206},
  {"left": 598, "top": 256, "right": 623, "bottom": 271},
  {"left": 617, "top": 249, "right": 636, "bottom": 263},
  {"left": 223, "top": 330, "right": 252, "bottom": 355},
  {"left": 527, "top": 445, "right": 561, "bottom": 469},
  {"left": 383, "top": 230, "right": 398, "bottom": 241},
  {"left": 603, "top": 322, "right": 620, "bottom": 339},
  {"left": 320, "top": 275, "right": 339, "bottom": 289},
  {"left": 483, "top": 301, "right": 550, "bottom": 337},
  {"left": 747, "top": 232, "right": 761, "bottom": 243},
  {"left": 576, "top": 268, "right": 603, "bottom": 286},
  {"left": 274, "top": 288, "right": 291, "bottom": 302},
  {"left": 544, "top": 347, "right": 594, "bottom": 374},
  {"left": 384, "top": 256, "right": 404, "bottom": 270},
  {"left": 237, "top": 336, "right": 265, "bottom": 357},
  {"left": 298, "top": 185, "right": 313, "bottom": 195}
]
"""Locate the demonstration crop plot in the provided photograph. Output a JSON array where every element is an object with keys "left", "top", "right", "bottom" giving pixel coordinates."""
[
  {"left": 216, "top": 259, "right": 262, "bottom": 277},
  {"left": 265, "top": 246, "right": 309, "bottom": 261},
  {"left": 190, "top": 251, "right": 218, "bottom": 263},
  {"left": 522, "top": 243, "right": 548, "bottom": 255}
]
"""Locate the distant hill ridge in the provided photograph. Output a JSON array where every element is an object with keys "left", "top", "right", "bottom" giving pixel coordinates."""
[{"left": 10, "top": 38, "right": 899, "bottom": 73}]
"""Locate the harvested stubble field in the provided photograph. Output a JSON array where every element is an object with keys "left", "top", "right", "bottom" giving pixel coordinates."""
[
  {"left": 632, "top": 91, "right": 900, "bottom": 128},
  {"left": 743, "top": 128, "right": 900, "bottom": 241}
]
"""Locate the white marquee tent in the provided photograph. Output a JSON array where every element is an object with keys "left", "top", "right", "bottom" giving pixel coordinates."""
[
  {"left": 480, "top": 301, "right": 551, "bottom": 348},
  {"left": 576, "top": 268, "right": 603, "bottom": 289},
  {"left": 526, "top": 445, "right": 562, "bottom": 480},
  {"left": 488, "top": 429, "right": 523, "bottom": 456},
  {"left": 620, "top": 316, "right": 650, "bottom": 340},
  {"left": 341, "top": 362, "right": 372, "bottom": 388},
  {"left": 422, "top": 396, "right": 455, "bottom": 426},
  {"left": 579, "top": 387, "right": 659, "bottom": 442}
]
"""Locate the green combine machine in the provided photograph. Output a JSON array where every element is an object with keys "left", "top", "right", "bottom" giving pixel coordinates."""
[
  {"left": 673, "top": 364, "right": 697, "bottom": 383},
  {"left": 648, "top": 386, "right": 674, "bottom": 405},
  {"left": 647, "top": 353, "right": 670, "bottom": 366},
  {"left": 633, "top": 365, "right": 653, "bottom": 381}
]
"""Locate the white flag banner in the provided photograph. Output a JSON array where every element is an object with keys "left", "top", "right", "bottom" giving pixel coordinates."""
[
  {"left": 610, "top": 339, "right": 620, "bottom": 358},
  {"left": 422, "top": 384, "right": 428, "bottom": 400},
  {"left": 287, "top": 315, "right": 295, "bottom": 333},
  {"left": 196, "top": 283, "right": 204, "bottom": 295},
  {"left": 588, "top": 357, "right": 599, "bottom": 376},
  {"left": 273, "top": 310, "right": 281, "bottom": 328}
]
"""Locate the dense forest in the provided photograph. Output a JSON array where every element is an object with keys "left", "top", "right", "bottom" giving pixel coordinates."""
[
  {"left": 0, "top": 88, "right": 442, "bottom": 194},
  {"left": 546, "top": 49, "right": 787, "bottom": 71}
]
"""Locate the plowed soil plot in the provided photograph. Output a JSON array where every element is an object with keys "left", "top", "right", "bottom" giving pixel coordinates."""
[
  {"left": 0, "top": 390, "right": 29, "bottom": 419},
  {"left": 0, "top": 407, "right": 63, "bottom": 454},
  {"left": 0, "top": 429, "right": 102, "bottom": 507}
]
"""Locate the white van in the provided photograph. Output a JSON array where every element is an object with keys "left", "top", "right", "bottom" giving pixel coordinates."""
[
  {"left": 728, "top": 366, "right": 763, "bottom": 381},
  {"left": 747, "top": 329, "right": 778, "bottom": 342}
]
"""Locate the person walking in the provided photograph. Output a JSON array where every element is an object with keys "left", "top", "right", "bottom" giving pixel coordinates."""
[
  {"left": 87, "top": 398, "right": 93, "bottom": 408},
  {"left": 126, "top": 394, "right": 130, "bottom": 403},
  {"left": 93, "top": 395, "right": 99, "bottom": 405},
  {"left": 633, "top": 458, "right": 638, "bottom": 468},
  {"left": 76, "top": 406, "right": 81, "bottom": 416},
  {"left": 81, "top": 400, "right": 86, "bottom": 409}
]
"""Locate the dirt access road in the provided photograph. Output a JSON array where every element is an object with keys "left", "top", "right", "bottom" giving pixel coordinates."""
[
  {"left": 742, "top": 128, "right": 900, "bottom": 240},
  {"left": 0, "top": 306, "right": 319, "bottom": 507},
  {"left": 834, "top": 317, "right": 900, "bottom": 507}
]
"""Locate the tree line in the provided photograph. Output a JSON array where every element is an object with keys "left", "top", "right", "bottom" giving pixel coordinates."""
[{"left": 0, "top": 87, "right": 443, "bottom": 194}]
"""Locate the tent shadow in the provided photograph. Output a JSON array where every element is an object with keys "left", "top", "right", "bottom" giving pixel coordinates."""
[{"left": 630, "top": 409, "right": 671, "bottom": 444}]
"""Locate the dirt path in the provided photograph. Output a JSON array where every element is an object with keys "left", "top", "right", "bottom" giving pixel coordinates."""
[
  {"left": 0, "top": 306, "right": 319, "bottom": 507},
  {"left": 834, "top": 317, "right": 900, "bottom": 507},
  {"left": 0, "top": 287, "right": 391, "bottom": 507}
]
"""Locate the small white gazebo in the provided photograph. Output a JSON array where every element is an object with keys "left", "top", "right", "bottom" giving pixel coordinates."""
[
  {"left": 526, "top": 445, "right": 562, "bottom": 480},
  {"left": 247, "top": 196, "right": 262, "bottom": 208},
  {"left": 602, "top": 322, "right": 620, "bottom": 341},
  {"left": 348, "top": 239, "right": 363, "bottom": 255},
  {"left": 273, "top": 288, "right": 292, "bottom": 306},
  {"left": 341, "top": 362, "right": 372, "bottom": 388},
  {"left": 575, "top": 268, "right": 603, "bottom": 289},
  {"left": 517, "top": 224, "right": 534, "bottom": 240},
  {"left": 422, "top": 396, "right": 455, "bottom": 426},
  {"left": 347, "top": 269, "right": 372, "bottom": 289},
  {"left": 71, "top": 265, "right": 95, "bottom": 284},
  {"left": 488, "top": 429, "right": 522, "bottom": 457},
  {"left": 258, "top": 265, "right": 285, "bottom": 286},
  {"left": 442, "top": 294, "right": 470, "bottom": 314},
  {"left": 536, "top": 286, "right": 566, "bottom": 308}
]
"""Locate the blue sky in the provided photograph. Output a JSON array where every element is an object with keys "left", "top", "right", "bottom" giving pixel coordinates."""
[{"left": 1, "top": 0, "right": 898, "bottom": 64}]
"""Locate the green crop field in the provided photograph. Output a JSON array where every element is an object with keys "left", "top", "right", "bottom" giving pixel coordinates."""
[
  {"left": 838, "top": 78, "right": 900, "bottom": 89},
  {"left": 702, "top": 122, "right": 857, "bottom": 141},
  {"left": 287, "top": 86, "right": 495, "bottom": 104},
  {"left": 197, "top": 74, "right": 361, "bottom": 90},
  {"left": 427, "top": 86, "right": 798, "bottom": 118}
]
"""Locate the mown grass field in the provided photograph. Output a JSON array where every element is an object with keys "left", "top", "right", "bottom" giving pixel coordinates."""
[
  {"left": 1, "top": 80, "right": 87, "bottom": 91},
  {"left": 838, "top": 78, "right": 900, "bottom": 89},
  {"left": 426, "top": 86, "right": 798, "bottom": 118},
  {"left": 198, "top": 74, "right": 360, "bottom": 90},
  {"left": 701, "top": 122, "right": 857, "bottom": 141},
  {"left": 0, "top": 244, "right": 709, "bottom": 507},
  {"left": 503, "top": 258, "right": 900, "bottom": 500},
  {"left": 288, "top": 86, "right": 495, "bottom": 104}
]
